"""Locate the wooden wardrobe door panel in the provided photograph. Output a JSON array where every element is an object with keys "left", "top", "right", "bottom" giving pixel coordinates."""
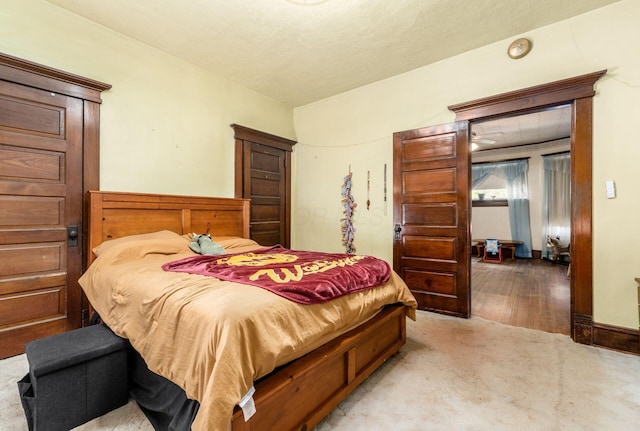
[{"left": 0, "top": 80, "right": 84, "bottom": 358}]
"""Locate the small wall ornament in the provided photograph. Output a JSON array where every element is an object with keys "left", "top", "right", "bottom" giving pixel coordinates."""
[{"left": 341, "top": 169, "right": 356, "bottom": 254}]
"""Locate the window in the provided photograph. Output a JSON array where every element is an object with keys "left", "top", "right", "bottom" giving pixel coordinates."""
[
  {"left": 471, "top": 158, "right": 532, "bottom": 257},
  {"left": 472, "top": 174, "right": 507, "bottom": 206}
]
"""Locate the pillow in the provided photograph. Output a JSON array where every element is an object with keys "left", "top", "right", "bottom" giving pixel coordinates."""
[
  {"left": 92, "top": 230, "right": 182, "bottom": 257},
  {"left": 211, "top": 236, "right": 260, "bottom": 250}
]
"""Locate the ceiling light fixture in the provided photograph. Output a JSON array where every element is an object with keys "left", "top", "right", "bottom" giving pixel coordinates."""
[{"left": 507, "top": 38, "right": 532, "bottom": 59}]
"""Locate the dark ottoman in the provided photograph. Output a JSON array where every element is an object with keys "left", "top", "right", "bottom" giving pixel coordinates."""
[{"left": 17, "top": 324, "right": 129, "bottom": 431}]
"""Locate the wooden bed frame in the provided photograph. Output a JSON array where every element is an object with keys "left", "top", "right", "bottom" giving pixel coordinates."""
[{"left": 85, "top": 190, "right": 408, "bottom": 431}]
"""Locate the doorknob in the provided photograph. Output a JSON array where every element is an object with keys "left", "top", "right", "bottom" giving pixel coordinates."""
[
  {"left": 68, "top": 225, "right": 78, "bottom": 247},
  {"left": 394, "top": 224, "right": 402, "bottom": 240}
]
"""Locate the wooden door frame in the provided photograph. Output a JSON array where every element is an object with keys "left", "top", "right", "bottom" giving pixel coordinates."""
[
  {"left": 448, "top": 70, "right": 606, "bottom": 345},
  {"left": 0, "top": 52, "right": 111, "bottom": 328},
  {"left": 231, "top": 124, "right": 296, "bottom": 247}
]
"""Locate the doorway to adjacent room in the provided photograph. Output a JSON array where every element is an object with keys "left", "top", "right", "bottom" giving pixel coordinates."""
[
  {"left": 469, "top": 108, "right": 572, "bottom": 335},
  {"left": 394, "top": 70, "right": 604, "bottom": 344}
]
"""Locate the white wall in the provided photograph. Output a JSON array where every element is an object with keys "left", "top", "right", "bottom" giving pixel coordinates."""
[
  {"left": 471, "top": 208, "right": 512, "bottom": 244},
  {"left": 0, "top": 0, "right": 295, "bottom": 198},
  {"left": 293, "top": 0, "right": 640, "bottom": 329}
]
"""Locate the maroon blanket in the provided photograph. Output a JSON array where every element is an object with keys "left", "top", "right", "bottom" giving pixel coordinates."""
[{"left": 162, "top": 245, "right": 391, "bottom": 304}]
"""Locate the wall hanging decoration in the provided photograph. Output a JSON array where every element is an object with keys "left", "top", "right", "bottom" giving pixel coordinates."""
[
  {"left": 341, "top": 168, "right": 356, "bottom": 254},
  {"left": 383, "top": 163, "right": 387, "bottom": 216},
  {"left": 366, "top": 170, "right": 371, "bottom": 210}
]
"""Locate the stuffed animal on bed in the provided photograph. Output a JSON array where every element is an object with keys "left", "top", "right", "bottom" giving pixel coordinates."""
[
  {"left": 546, "top": 236, "right": 570, "bottom": 261},
  {"left": 189, "top": 233, "right": 226, "bottom": 255}
]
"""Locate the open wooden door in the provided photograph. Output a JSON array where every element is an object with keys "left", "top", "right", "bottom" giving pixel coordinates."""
[{"left": 393, "top": 122, "right": 471, "bottom": 317}]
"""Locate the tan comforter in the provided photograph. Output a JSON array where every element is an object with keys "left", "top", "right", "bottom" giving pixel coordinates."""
[{"left": 79, "top": 234, "right": 417, "bottom": 431}]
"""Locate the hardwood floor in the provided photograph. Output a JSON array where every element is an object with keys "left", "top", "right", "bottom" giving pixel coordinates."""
[{"left": 471, "top": 257, "right": 570, "bottom": 335}]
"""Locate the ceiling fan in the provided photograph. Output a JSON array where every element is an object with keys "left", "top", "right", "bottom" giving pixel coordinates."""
[
  {"left": 471, "top": 131, "right": 500, "bottom": 145},
  {"left": 470, "top": 131, "right": 505, "bottom": 151}
]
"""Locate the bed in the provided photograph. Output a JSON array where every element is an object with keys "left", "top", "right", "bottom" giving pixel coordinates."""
[{"left": 81, "top": 190, "right": 417, "bottom": 431}]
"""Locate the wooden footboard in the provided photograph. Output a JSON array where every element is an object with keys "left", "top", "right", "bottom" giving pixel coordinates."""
[{"left": 231, "top": 303, "right": 407, "bottom": 431}]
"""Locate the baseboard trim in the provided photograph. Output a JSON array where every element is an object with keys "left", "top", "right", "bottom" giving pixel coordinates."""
[
  {"left": 573, "top": 313, "right": 593, "bottom": 345},
  {"left": 592, "top": 322, "right": 640, "bottom": 355}
]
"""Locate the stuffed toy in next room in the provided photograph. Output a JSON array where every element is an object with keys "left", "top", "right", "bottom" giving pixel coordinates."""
[{"left": 546, "top": 236, "right": 570, "bottom": 262}]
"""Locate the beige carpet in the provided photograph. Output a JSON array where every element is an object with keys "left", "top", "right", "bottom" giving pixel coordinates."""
[{"left": 2, "top": 311, "right": 639, "bottom": 430}]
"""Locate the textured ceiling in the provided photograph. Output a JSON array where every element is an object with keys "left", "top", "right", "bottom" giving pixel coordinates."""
[
  {"left": 46, "top": 0, "right": 620, "bottom": 107},
  {"left": 472, "top": 105, "right": 572, "bottom": 152}
]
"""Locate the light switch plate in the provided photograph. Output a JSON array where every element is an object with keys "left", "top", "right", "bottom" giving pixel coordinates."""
[{"left": 605, "top": 180, "right": 616, "bottom": 198}]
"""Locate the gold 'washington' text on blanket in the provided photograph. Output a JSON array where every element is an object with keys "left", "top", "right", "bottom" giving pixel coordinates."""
[{"left": 162, "top": 245, "right": 392, "bottom": 304}]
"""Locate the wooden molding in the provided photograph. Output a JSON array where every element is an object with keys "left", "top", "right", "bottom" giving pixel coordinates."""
[
  {"left": 572, "top": 313, "right": 593, "bottom": 345},
  {"left": 230, "top": 123, "right": 297, "bottom": 152},
  {"left": 593, "top": 322, "right": 640, "bottom": 356},
  {"left": 0, "top": 52, "right": 111, "bottom": 103},
  {"left": 448, "top": 70, "right": 606, "bottom": 121}
]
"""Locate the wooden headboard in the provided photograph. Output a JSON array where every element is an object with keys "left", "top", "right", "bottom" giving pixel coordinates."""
[{"left": 86, "top": 191, "right": 250, "bottom": 266}]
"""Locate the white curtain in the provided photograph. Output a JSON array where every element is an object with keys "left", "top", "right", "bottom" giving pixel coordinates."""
[
  {"left": 542, "top": 152, "right": 571, "bottom": 259},
  {"left": 472, "top": 159, "right": 533, "bottom": 258}
]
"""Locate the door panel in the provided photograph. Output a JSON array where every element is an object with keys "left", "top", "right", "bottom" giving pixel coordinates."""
[
  {"left": 0, "top": 80, "right": 83, "bottom": 358},
  {"left": 393, "top": 122, "right": 470, "bottom": 317},
  {"left": 403, "top": 270, "right": 456, "bottom": 295},
  {"left": 403, "top": 168, "right": 456, "bottom": 194},
  {"left": 402, "top": 135, "right": 456, "bottom": 160},
  {"left": 403, "top": 203, "right": 457, "bottom": 227},
  {"left": 403, "top": 236, "right": 457, "bottom": 261},
  {"left": 244, "top": 143, "right": 287, "bottom": 246}
]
